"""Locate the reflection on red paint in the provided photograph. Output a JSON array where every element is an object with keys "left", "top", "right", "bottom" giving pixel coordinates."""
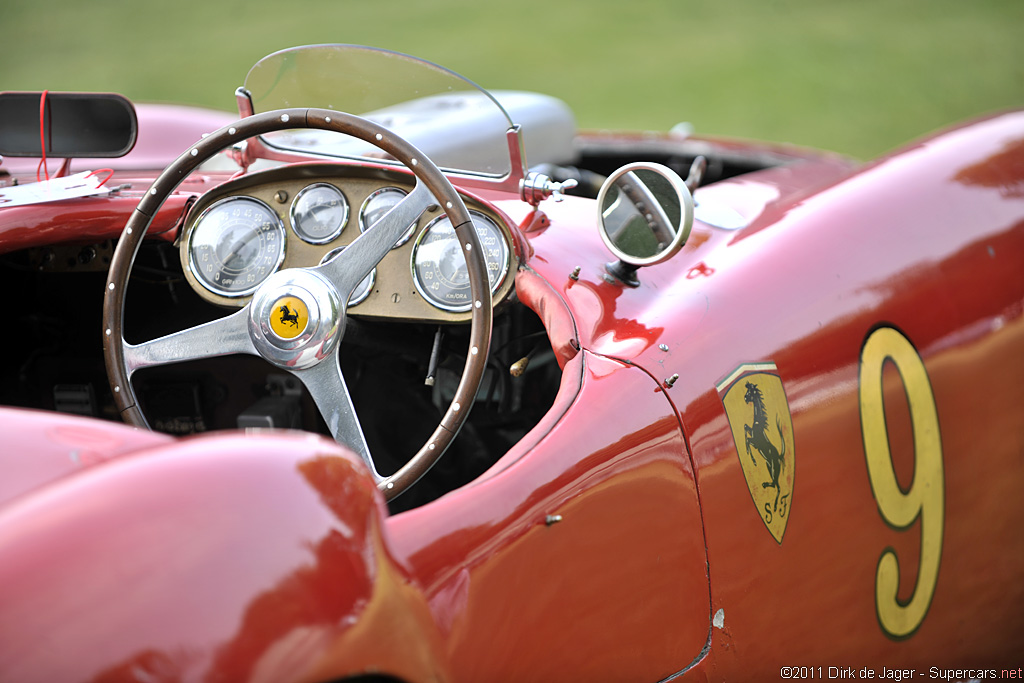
[{"left": 687, "top": 262, "right": 716, "bottom": 279}]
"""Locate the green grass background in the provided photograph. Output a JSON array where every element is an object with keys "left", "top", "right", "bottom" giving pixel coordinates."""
[{"left": 2, "top": 0, "right": 1021, "bottom": 159}]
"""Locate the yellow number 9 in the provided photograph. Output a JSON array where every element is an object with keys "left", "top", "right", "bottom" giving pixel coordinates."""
[{"left": 859, "top": 326, "right": 944, "bottom": 639}]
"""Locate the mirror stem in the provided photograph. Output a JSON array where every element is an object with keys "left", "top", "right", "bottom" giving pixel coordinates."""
[
  {"left": 686, "top": 156, "right": 707, "bottom": 193},
  {"left": 604, "top": 259, "right": 641, "bottom": 288}
]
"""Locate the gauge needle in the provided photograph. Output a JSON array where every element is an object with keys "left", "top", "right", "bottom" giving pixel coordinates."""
[
  {"left": 441, "top": 244, "right": 467, "bottom": 282},
  {"left": 307, "top": 203, "right": 338, "bottom": 226},
  {"left": 223, "top": 236, "right": 252, "bottom": 268}
]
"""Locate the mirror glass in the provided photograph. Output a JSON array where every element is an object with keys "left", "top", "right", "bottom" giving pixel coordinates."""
[
  {"left": 597, "top": 163, "right": 694, "bottom": 266},
  {"left": 0, "top": 92, "right": 137, "bottom": 158}
]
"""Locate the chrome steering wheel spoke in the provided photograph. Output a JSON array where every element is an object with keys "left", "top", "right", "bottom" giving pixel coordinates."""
[
  {"left": 291, "top": 355, "right": 382, "bottom": 483},
  {"left": 315, "top": 179, "right": 433, "bottom": 301},
  {"left": 122, "top": 307, "right": 257, "bottom": 377}
]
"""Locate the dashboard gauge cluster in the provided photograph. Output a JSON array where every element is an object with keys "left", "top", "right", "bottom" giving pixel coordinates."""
[{"left": 180, "top": 166, "right": 517, "bottom": 321}]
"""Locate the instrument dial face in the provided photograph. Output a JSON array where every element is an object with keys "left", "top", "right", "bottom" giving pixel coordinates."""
[
  {"left": 359, "top": 186, "right": 416, "bottom": 248},
  {"left": 319, "top": 246, "right": 376, "bottom": 306},
  {"left": 290, "top": 183, "right": 349, "bottom": 244},
  {"left": 188, "top": 196, "right": 286, "bottom": 297},
  {"left": 411, "top": 211, "right": 509, "bottom": 312}
]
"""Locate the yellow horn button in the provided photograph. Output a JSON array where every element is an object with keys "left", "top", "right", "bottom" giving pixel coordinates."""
[{"left": 270, "top": 296, "right": 309, "bottom": 339}]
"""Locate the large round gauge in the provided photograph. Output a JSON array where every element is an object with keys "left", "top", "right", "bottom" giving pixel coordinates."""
[
  {"left": 411, "top": 210, "right": 509, "bottom": 312},
  {"left": 188, "top": 196, "right": 286, "bottom": 297},
  {"left": 319, "top": 246, "right": 375, "bottom": 306},
  {"left": 359, "top": 187, "right": 416, "bottom": 248},
  {"left": 290, "top": 183, "right": 349, "bottom": 244}
]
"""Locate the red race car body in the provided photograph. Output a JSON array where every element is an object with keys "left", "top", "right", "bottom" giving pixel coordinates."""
[{"left": 0, "top": 45, "right": 1021, "bottom": 681}]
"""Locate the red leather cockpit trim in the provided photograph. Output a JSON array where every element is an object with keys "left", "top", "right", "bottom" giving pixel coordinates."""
[{"left": 514, "top": 266, "right": 579, "bottom": 369}]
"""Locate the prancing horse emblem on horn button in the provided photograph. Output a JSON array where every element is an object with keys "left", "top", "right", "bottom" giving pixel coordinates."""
[{"left": 270, "top": 296, "right": 309, "bottom": 339}]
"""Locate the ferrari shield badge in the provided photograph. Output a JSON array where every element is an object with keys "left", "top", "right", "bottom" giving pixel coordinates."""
[{"left": 717, "top": 363, "right": 795, "bottom": 543}]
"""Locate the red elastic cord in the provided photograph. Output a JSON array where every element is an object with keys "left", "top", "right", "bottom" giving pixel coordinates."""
[
  {"left": 85, "top": 168, "right": 114, "bottom": 186},
  {"left": 37, "top": 90, "right": 50, "bottom": 182}
]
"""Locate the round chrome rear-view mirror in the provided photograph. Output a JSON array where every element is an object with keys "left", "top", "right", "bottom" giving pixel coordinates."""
[{"left": 597, "top": 162, "right": 694, "bottom": 267}]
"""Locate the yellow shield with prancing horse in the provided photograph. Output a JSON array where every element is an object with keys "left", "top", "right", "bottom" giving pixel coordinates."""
[{"left": 717, "top": 362, "right": 796, "bottom": 544}]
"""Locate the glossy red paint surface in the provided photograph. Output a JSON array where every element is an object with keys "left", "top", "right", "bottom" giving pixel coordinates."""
[
  {"left": 0, "top": 408, "right": 170, "bottom": 507},
  {"left": 1, "top": 88, "right": 1022, "bottom": 680},
  {"left": 0, "top": 352, "right": 710, "bottom": 681},
  {"left": 0, "top": 426, "right": 448, "bottom": 683},
  {"left": 680, "top": 113, "right": 1024, "bottom": 675},
  {"left": 0, "top": 191, "right": 190, "bottom": 253},
  {"left": 515, "top": 112, "right": 1024, "bottom": 674},
  {"left": 389, "top": 351, "right": 709, "bottom": 682}
]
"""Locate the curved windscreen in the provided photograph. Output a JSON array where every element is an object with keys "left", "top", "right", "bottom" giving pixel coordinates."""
[{"left": 244, "top": 45, "right": 515, "bottom": 177}]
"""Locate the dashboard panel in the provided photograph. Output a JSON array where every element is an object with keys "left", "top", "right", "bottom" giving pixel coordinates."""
[{"left": 178, "top": 163, "right": 518, "bottom": 322}]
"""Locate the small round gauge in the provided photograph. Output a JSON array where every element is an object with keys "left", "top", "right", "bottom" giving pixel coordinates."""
[
  {"left": 319, "top": 246, "right": 375, "bottom": 306},
  {"left": 290, "top": 183, "right": 349, "bottom": 244},
  {"left": 188, "top": 196, "right": 285, "bottom": 297},
  {"left": 411, "top": 210, "right": 510, "bottom": 312},
  {"left": 359, "top": 186, "right": 416, "bottom": 248}
]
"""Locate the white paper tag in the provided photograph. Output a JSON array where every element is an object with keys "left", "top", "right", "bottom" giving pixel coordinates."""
[{"left": 0, "top": 171, "right": 111, "bottom": 208}]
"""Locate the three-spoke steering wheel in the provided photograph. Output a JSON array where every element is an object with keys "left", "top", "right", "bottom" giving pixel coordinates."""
[{"left": 103, "top": 109, "right": 492, "bottom": 500}]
